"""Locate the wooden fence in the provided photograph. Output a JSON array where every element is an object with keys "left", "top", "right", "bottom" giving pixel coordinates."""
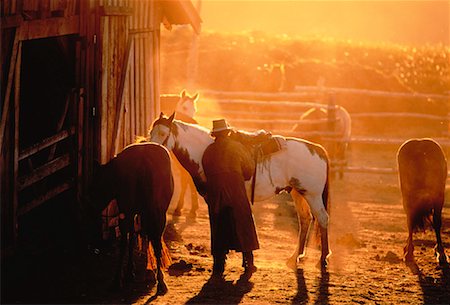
[{"left": 185, "top": 89, "right": 450, "bottom": 177}]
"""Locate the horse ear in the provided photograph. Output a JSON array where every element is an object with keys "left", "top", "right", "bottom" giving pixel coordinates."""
[
  {"left": 181, "top": 90, "right": 186, "bottom": 98},
  {"left": 159, "top": 112, "right": 165, "bottom": 119},
  {"left": 193, "top": 93, "right": 199, "bottom": 102},
  {"left": 168, "top": 112, "right": 175, "bottom": 123}
]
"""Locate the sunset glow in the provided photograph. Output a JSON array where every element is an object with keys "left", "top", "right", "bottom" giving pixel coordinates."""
[{"left": 201, "top": 0, "right": 449, "bottom": 45}]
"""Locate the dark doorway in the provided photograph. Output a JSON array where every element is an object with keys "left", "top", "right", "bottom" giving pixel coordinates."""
[{"left": 18, "top": 35, "right": 81, "bottom": 251}]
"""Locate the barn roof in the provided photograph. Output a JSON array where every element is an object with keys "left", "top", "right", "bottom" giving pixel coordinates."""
[{"left": 160, "top": 0, "right": 202, "bottom": 34}]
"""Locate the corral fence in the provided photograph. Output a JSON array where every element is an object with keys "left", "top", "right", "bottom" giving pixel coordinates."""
[{"left": 162, "top": 86, "right": 449, "bottom": 178}]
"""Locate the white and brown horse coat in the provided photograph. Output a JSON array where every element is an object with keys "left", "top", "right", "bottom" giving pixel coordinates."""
[
  {"left": 397, "top": 138, "right": 448, "bottom": 265},
  {"left": 172, "top": 90, "right": 200, "bottom": 216},
  {"left": 149, "top": 113, "right": 331, "bottom": 268}
]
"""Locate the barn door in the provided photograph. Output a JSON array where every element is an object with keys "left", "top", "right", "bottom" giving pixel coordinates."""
[{"left": 16, "top": 36, "right": 82, "bottom": 245}]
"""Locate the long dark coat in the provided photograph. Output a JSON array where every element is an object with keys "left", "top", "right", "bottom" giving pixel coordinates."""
[{"left": 202, "top": 136, "right": 259, "bottom": 255}]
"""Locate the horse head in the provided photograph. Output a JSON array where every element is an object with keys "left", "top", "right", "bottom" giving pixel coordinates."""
[
  {"left": 175, "top": 90, "right": 198, "bottom": 119},
  {"left": 149, "top": 112, "right": 176, "bottom": 149}
]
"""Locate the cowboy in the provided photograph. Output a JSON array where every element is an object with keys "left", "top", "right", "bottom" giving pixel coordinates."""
[{"left": 202, "top": 119, "right": 259, "bottom": 280}]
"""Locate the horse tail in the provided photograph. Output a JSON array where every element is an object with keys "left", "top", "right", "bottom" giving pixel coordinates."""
[
  {"left": 312, "top": 153, "right": 330, "bottom": 244},
  {"left": 322, "top": 155, "right": 330, "bottom": 212}
]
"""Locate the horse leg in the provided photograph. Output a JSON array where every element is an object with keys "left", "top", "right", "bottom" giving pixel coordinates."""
[
  {"left": 125, "top": 232, "right": 136, "bottom": 281},
  {"left": 304, "top": 194, "right": 329, "bottom": 230},
  {"left": 304, "top": 194, "right": 331, "bottom": 267},
  {"left": 174, "top": 174, "right": 187, "bottom": 217},
  {"left": 319, "top": 226, "right": 331, "bottom": 268},
  {"left": 286, "top": 191, "right": 312, "bottom": 269},
  {"left": 152, "top": 238, "right": 168, "bottom": 295},
  {"left": 403, "top": 224, "right": 415, "bottom": 263},
  {"left": 188, "top": 179, "right": 199, "bottom": 218},
  {"left": 112, "top": 222, "right": 127, "bottom": 290},
  {"left": 433, "top": 207, "right": 448, "bottom": 265}
]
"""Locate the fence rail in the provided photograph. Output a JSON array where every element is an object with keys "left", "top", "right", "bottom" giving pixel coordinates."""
[
  {"left": 190, "top": 89, "right": 449, "bottom": 178},
  {"left": 202, "top": 88, "right": 450, "bottom": 102}
]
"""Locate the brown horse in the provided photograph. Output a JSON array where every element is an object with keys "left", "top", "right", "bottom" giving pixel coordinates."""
[
  {"left": 89, "top": 142, "right": 174, "bottom": 294},
  {"left": 397, "top": 138, "right": 448, "bottom": 267}
]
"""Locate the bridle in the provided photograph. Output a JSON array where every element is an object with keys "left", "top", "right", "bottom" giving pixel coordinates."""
[{"left": 160, "top": 122, "right": 173, "bottom": 147}]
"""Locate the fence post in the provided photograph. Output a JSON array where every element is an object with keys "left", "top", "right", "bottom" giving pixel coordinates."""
[{"left": 327, "top": 93, "right": 338, "bottom": 176}]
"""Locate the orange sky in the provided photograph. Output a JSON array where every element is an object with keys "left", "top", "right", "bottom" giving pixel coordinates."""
[{"left": 199, "top": 0, "right": 450, "bottom": 45}]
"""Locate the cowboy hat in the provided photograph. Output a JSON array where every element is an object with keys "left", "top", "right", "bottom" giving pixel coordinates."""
[{"left": 211, "top": 119, "right": 232, "bottom": 134}]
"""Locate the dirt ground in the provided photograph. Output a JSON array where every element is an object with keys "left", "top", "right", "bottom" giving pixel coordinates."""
[
  {"left": 135, "top": 169, "right": 450, "bottom": 305},
  {"left": 3, "top": 146, "right": 450, "bottom": 304}
]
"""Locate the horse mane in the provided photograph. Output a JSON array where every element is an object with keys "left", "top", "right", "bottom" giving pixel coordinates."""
[
  {"left": 135, "top": 135, "right": 148, "bottom": 143},
  {"left": 173, "top": 119, "right": 210, "bottom": 135}
]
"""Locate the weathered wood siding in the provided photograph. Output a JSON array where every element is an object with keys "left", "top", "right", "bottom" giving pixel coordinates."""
[{"left": 98, "top": 0, "right": 161, "bottom": 162}]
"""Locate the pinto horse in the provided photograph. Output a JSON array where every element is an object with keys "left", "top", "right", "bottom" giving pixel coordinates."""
[
  {"left": 397, "top": 138, "right": 448, "bottom": 267},
  {"left": 149, "top": 112, "right": 331, "bottom": 268},
  {"left": 89, "top": 142, "right": 174, "bottom": 294},
  {"left": 172, "top": 90, "right": 200, "bottom": 217},
  {"left": 292, "top": 105, "right": 351, "bottom": 178}
]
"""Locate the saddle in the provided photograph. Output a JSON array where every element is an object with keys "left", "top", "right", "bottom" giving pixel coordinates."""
[
  {"left": 230, "top": 129, "right": 286, "bottom": 159},
  {"left": 230, "top": 129, "right": 286, "bottom": 205}
]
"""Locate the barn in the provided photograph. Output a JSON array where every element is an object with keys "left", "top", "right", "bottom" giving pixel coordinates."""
[{"left": 1, "top": 0, "right": 201, "bottom": 253}]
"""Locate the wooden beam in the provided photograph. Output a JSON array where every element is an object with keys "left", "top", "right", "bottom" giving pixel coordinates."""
[
  {"left": 0, "top": 30, "right": 20, "bottom": 155},
  {"left": 39, "top": 0, "right": 51, "bottom": 19},
  {"left": 18, "top": 154, "right": 71, "bottom": 191},
  {"left": 13, "top": 41, "right": 22, "bottom": 247},
  {"left": 111, "top": 37, "right": 134, "bottom": 158},
  {"left": 99, "top": 5, "right": 134, "bottom": 16},
  {"left": 17, "top": 181, "right": 72, "bottom": 216},
  {"left": 19, "top": 15, "right": 80, "bottom": 41},
  {"left": 1, "top": 15, "right": 24, "bottom": 29},
  {"left": 19, "top": 127, "right": 75, "bottom": 161},
  {"left": 47, "top": 91, "right": 71, "bottom": 161}
]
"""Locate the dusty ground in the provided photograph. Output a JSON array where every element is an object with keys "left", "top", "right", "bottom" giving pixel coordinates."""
[
  {"left": 3, "top": 146, "right": 450, "bottom": 304},
  {"left": 133, "top": 172, "right": 450, "bottom": 305}
]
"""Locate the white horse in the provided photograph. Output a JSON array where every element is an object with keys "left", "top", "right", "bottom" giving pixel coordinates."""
[
  {"left": 292, "top": 105, "right": 351, "bottom": 178},
  {"left": 149, "top": 112, "right": 332, "bottom": 268},
  {"left": 170, "top": 90, "right": 200, "bottom": 217}
]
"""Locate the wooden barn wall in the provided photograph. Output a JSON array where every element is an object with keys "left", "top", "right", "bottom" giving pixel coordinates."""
[
  {"left": 2, "top": 0, "right": 78, "bottom": 18},
  {"left": 1, "top": 0, "right": 85, "bottom": 250},
  {"left": 98, "top": 0, "right": 161, "bottom": 163}
]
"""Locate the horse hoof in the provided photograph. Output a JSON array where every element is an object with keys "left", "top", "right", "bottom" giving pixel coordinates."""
[
  {"left": 108, "top": 279, "right": 123, "bottom": 291},
  {"left": 437, "top": 254, "right": 448, "bottom": 266},
  {"left": 173, "top": 210, "right": 182, "bottom": 217},
  {"left": 318, "top": 258, "right": 328, "bottom": 270},
  {"left": 126, "top": 271, "right": 136, "bottom": 282},
  {"left": 145, "top": 270, "right": 157, "bottom": 284},
  {"left": 157, "top": 282, "right": 168, "bottom": 295},
  {"left": 403, "top": 254, "right": 415, "bottom": 264},
  {"left": 286, "top": 258, "right": 297, "bottom": 270},
  {"left": 405, "top": 260, "right": 420, "bottom": 275}
]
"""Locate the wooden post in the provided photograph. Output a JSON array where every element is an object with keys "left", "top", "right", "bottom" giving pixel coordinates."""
[
  {"left": 1, "top": 30, "right": 20, "bottom": 155},
  {"left": 13, "top": 41, "right": 22, "bottom": 245},
  {"left": 39, "top": 0, "right": 51, "bottom": 18},
  {"left": 327, "top": 93, "right": 338, "bottom": 176},
  {"left": 111, "top": 37, "right": 133, "bottom": 158},
  {"left": 187, "top": 0, "right": 202, "bottom": 90}
]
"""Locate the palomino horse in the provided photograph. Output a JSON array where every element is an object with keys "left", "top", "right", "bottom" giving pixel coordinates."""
[
  {"left": 89, "top": 142, "right": 174, "bottom": 295},
  {"left": 292, "top": 105, "right": 351, "bottom": 178},
  {"left": 172, "top": 90, "right": 200, "bottom": 217},
  {"left": 149, "top": 112, "right": 331, "bottom": 268},
  {"left": 397, "top": 138, "right": 448, "bottom": 268}
]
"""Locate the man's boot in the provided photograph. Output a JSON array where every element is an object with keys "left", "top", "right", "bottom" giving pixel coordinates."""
[
  {"left": 243, "top": 251, "right": 257, "bottom": 274},
  {"left": 212, "top": 254, "right": 226, "bottom": 278}
]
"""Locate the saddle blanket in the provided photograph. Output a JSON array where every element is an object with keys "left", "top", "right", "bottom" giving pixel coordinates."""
[{"left": 257, "top": 136, "right": 286, "bottom": 158}]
